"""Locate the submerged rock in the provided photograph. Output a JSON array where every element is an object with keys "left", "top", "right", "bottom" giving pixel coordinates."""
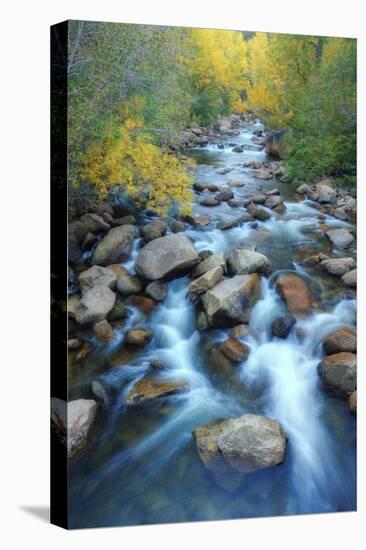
[
  {"left": 322, "top": 327, "right": 357, "bottom": 355},
  {"left": 202, "top": 274, "right": 260, "bottom": 328},
  {"left": 92, "top": 225, "right": 138, "bottom": 265},
  {"left": 219, "top": 338, "right": 250, "bottom": 363},
  {"left": 51, "top": 398, "right": 98, "bottom": 458},
  {"left": 271, "top": 314, "right": 296, "bottom": 338},
  {"left": 125, "top": 376, "right": 189, "bottom": 405},
  {"left": 75, "top": 286, "right": 116, "bottom": 325},
  {"left": 192, "top": 414, "right": 287, "bottom": 491},
  {"left": 317, "top": 352, "right": 357, "bottom": 397},
  {"left": 230, "top": 324, "right": 250, "bottom": 339},
  {"left": 135, "top": 234, "right": 199, "bottom": 281},
  {"left": 125, "top": 328, "right": 153, "bottom": 347},
  {"left": 275, "top": 274, "right": 312, "bottom": 315},
  {"left": 145, "top": 281, "right": 168, "bottom": 302},
  {"left": 320, "top": 257, "right": 356, "bottom": 277},
  {"left": 227, "top": 248, "right": 271, "bottom": 276}
]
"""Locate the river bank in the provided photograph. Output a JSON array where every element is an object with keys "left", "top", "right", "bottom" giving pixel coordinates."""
[{"left": 54, "top": 114, "right": 357, "bottom": 527}]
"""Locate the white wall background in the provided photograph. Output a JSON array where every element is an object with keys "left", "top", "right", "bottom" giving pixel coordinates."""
[{"left": 1, "top": 0, "right": 364, "bottom": 548}]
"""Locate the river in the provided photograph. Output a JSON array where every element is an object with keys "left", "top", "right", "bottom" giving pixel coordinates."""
[{"left": 68, "top": 119, "right": 356, "bottom": 528}]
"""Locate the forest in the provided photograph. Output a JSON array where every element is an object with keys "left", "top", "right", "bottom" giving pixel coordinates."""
[{"left": 67, "top": 22, "right": 356, "bottom": 215}]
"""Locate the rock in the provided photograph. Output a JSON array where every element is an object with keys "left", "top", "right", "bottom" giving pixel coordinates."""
[
  {"left": 230, "top": 324, "right": 250, "bottom": 339},
  {"left": 75, "top": 286, "right": 116, "bottom": 325},
  {"left": 264, "top": 195, "right": 284, "bottom": 209},
  {"left": 348, "top": 391, "right": 357, "bottom": 415},
  {"left": 51, "top": 398, "right": 97, "bottom": 458},
  {"left": 202, "top": 274, "right": 260, "bottom": 328},
  {"left": 68, "top": 232, "right": 81, "bottom": 264},
  {"left": 135, "top": 234, "right": 199, "bottom": 281},
  {"left": 196, "top": 310, "right": 209, "bottom": 331},
  {"left": 192, "top": 253, "right": 226, "bottom": 279},
  {"left": 232, "top": 145, "right": 244, "bottom": 153},
  {"left": 333, "top": 207, "right": 349, "bottom": 221},
  {"left": 317, "top": 184, "right": 337, "bottom": 205},
  {"left": 67, "top": 294, "right": 80, "bottom": 318},
  {"left": 239, "top": 212, "right": 255, "bottom": 222},
  {"left": 227, "top": 248, "right": 271, "bottom": 276},
  {"left": 73, "top": 341, "right": 93, "bottom": 362},
  {"left": 125, "top": 328, "right": 153, "bottom": 347},
  {"left": 125, "top": 295, "right": 157, "bottom": 315},
  {"left": 93, "top": 200, "right": 114, "bottom": 217},
  {"left": 194, "top": 182, "right": 218, "bottom": 193},
  {"left": 91, "top": 380, "right": 111, "bottom": 407},
  {"left": 296, "top": 184, "right": 311, "bottom": 195},
  {"left": 188, "top": 266, "right": 224, "bottom": 300},
  {"left": 200, "top": 197, "right": 220, "bottom": 207},
  {"left": 150, "top": 359, "right": 165, "bottom": 370},
  {"left": 271, "top": 314, "right": 296, "bottom": 338},
  {"left": 78, "top": 265, "right": 117, "bottom": 291},
  {"left": 102, "top": 212, "right": 113, "bottom": 224},
  {"left": 80, "top": 213, "right": 110, "bottom": 234},
  {"left": 199, "top": 250, "right": 213, "bottom": 261},
  {"left": 265, "top": 130, "right": 287, "bottom": 159},
  {"left": 220, "top": 338, "right": 250, "bottom": 363},
  {"left": 81, "top": 232, "right": 98, "bottom": 250},
  {"left": 255, "top": 168, "right": 273, "bottom": 180},
  {"left": 92, "top": 225, "right": 138, "bottom": 265},
  {"left": 141, "top": 219, "right": 167, "bottom": 243},
  {"left": 112, "top": 215, "right": 137, "bottom": 226},
  {"left": 67, "top": 337, "right": 83, "bottom": 350},
  {"left": 273, "top": 203, "right": 286, "bottom": 214},
  {"left": 320, "top": 257, "right": 356, "bottom": 277},
  {"left": 251, "top": 194, "right": 266, "bottom": 204},
  {"left": 317, "top": 352, "right": 356, "bottom": 397},
  {"left": 215, "top": 189, "right": 234, "bottom": 202},
  {"left": 227, "top": 179, "right": 245, "bottom": 188},
  {"left": 170, "top": 220, "right": 186, "bottom": 233},
  {"left": 69, "top": 220, "right": 89, "bottom": 243},
  {"left": 341, "top": 269, "right": 357, "bottom": 287},
  {"left": 192, "top": 414, "right": 287, "bottom": 491},
  {"left": 186, "top": 215, "right": 211, "bottom": 227},
  {"left": 125, "top": 376, "right": 189, "bottom": 405},
  {"left": 325, "top": 228, "right": 354, "bottom": 249},
  {"left": 301, "top": 253, "right": 330, "bottom": 267},
  {"left": 228, "top": 199, "right": 244, "bottom": 208},
  {"left": 265, "top": 188, "right": 280, "bottom": 196},
  {"left": 93, "top": 320, "right": 115, "bottom": 342},
  {"left": 218, "top": 219, "right": 238, "bottom": 230},
  {"left": 117, "top": 272, "right": 143, "bottom": 296},
  {"left": 107, "top": 297, "right": 127, "bottom": 321},
  {"left": 246, "top": 203, "right": 271, "bottom": 221},
  {"left": 323, "top": 327, "right": 356, "bottom": 355},
  {"left": 275, "top": 274, "right": 312, "bottom": 315},
  {"left": 145, "top": 281, "right": 168, "bottom": 302}
]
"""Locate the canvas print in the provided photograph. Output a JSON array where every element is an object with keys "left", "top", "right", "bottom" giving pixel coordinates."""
[{"left": 51, "top": 21, "right": 357, "bottom": 529}]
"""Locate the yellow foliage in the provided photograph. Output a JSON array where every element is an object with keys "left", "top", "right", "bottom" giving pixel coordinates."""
[{"left": 80, "top": 115, "right": 194, "bottom": 216}]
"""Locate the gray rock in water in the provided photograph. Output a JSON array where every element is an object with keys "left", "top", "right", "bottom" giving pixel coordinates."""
[
  {"left": 170, "top": 220, "right": 186, "bottom": 233},
  {"left": 227, "top": 248, "right": 271, "bottom": 276},
  {"left": 145, "top": 280, "right": 168, "bottom": 302},
  {"left": 75, "top": 286, "right": 116, "bottom": 325},
  {"left": 78, "top": 265, "right": 117, "bottom": 291},
  {"left": 92, "top": 380, "right": 111, "bottom": 407},
  {"left": 125, "top": 376, "right": 189, "bottom": 405},
  {"left": 92, "top": 225, "right": 138, "bottom": 265},
  {"left": 271, "top": 314, "right": 296, "bottom": 338},
  {"left": 141, "top": 219, "right": 167, "bottom": 243},
  {"left": 264, "top": 195, "right": 284, "bottom": 209},
  {"left": 215, "top": 189, "right": 234, "bottom": 201},
  {"left": 202, "top": 274, "right": 260, "bottom": 328},
  {"left": 320, "top": 257, "right": 356, "bottom": 277},
  {"left": 51, "top": 398, "right": 98, "bottom": 458},
  {"left": 135, "top": 234, "right": 199, "bottom": 281},
  {"left": 192, "top": 253, "right": 226, "bottom": 279},
  {"left": 192, "top": 414, "right": 287, "bottom": 491},
  {"left": 80, "top": 213, "right": 110, "bottom": 234},
  {"left": 93, "top": 319, "right": 115, "bottom": 342},
  {"left": 125, "top": 328, "right": 153, "bottom": 347},
  {"left": 341, "top": 269, "right": 357, "bottom": 287},
  {"left": 325, "top": 228, "right": 354, "bottom": 249},
  {"left": 188, "top": 266, "right": 224, "bottom": 301},
  {"left": 117, "top": 272, "right": 143, "bottom": 296},
  {"left": 323, "top": 327, "right": 356, "bottom": 355},
  {"left": 246, "top": 203, "right": 271, "bottom": 221},
  {"left": 317, "top": 352, "right": 356, "bottom": 398},
  {"left": 317, "top": 183, "right": 337, "bottom": 205}
]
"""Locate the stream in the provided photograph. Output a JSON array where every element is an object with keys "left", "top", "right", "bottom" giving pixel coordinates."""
[{"left": 68, "top": 119, "right": 356, "bottom": 528}]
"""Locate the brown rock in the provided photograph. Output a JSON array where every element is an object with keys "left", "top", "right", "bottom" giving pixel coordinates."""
[
  {"left": 317, "top": 352, "right": 356, "bottom": 397},
  {"left": 125, "top": 328, "right": 153, "bottom": 347},
  {"left": 93, "top": 320, "right": 115, "bottom": 342},
  {"left": 125, "top": 376, "right": 189, "bottom": 405},
  {"left": 348, "top": 391, "right": 357, "bottom": 415},
  {"left": 323, "top": 327, "right": 356, "bottom": 355},
  {"left": 219, "top": 338, "right": 250, "bottom": 363},
  {"left": 275, "top": 274, "right": 312, "bottom": 314},
  {"left": 125, "top": 295, "right": 157, "bottom": 315}
]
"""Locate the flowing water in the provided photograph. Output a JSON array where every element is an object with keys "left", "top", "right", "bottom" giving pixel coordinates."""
[{"left": 68, "top": 120, "right": 356, "bottom": 528}]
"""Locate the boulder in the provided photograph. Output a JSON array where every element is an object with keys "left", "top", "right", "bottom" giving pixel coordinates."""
[
  {"left": 251, "top": 194, "right": 266, "bottom": 204},
  {"left": 271, "top": 314, "right": 296, "bottom": 338},
  {"left": 125, "top": 295, "right": 157, "bottom": 315},
  {"left": 265, "top": 188, "right": 280, "bottom": 196},
  {"left": 92, "top": 225, "right": 138, "bottom": 265},
  {"left": 145, "top": 281, "right": 168, "bottom": 302},
  {"left": 170, "top": 220, "right": 186, "bottom": 233},
  {"left": 202, "top": 274, "right": 260, "bottom": 328},
  {"left": 125, "top": 376, "right": 189, "bottom": 405},
  {"left": 117, "top": 272, "right": 143, "bottom": 296},
  {"left": 75, "top": 286, "right": 116, "bottom": 325},
  {"left": 192, "top": 414, "right": 287, "bottom": 491},
  {"left": 78, "top": 265, "right": 117, "bottom": 291},
  {"left": 80, "top": 213, "right": 110, "bottom": 233},
  {"left": 246, "top": 203, "right": 271, "bottom": 221},
  {"left": 68, "top": 232, "right": 81, "bottom": 264},
  {"left": 186, "top": 215, "right": 211, "bottom": 227},
  {"left": 301, "top": 253, "right": 330, "bottom": 267},
  {"left": 219, "top": 338, "right": 250, "bottom": 363},
  {"left": 107, "top": 296, "right": 127, "bottom": 321},
  {"left": 141, "top": 219, "right": 167, "bottom": 243},
  {"left": 275, "top": 274, "right": 312, "bottom": 315},
  {"left": 317, "top": 184, "right": 337, "bottom": 205},
  {"left": 188, "top": 266, "right": 224, "bottom": 300},
  {"left": 333, "top": 207, "right": 349, "bottom": 221},
  {"left": 264, "top": 195, "right": 284, "bottom": 209},
  {"left": 230, "top": 324, "right": 250, "bottom": 339},
  {"left": 69, "top": 220, "right": 89, "bottom": 243},
  {"left": 296, "top": 184, "right": 311, "bottom": 195},
  {"left": 348, "top": 391, "right": 357, "bottom": 415},
  {"left": 320, "top": 257, "right": 356, "bottom": 277},
  {"left": 200, "top": 197, "right": 220, "bottom": 207},
  {"left": 112, "top": 215, "right": 137, "bottom": 227},
  {"left": 67, "top": 294, "right": 80, "bottom": 318},
  {"left": 255, "top": 168, "right": 273, "bottom": 180},
  {"left": 135, "top": 234, "right": 199, "bottom": 281},
  {"left": 227, "top": 248, "right": 271, "bottom": 276},
  {"left": 325, "top": 228, "right": 354, "bottom": 249},
  {"left": 125, "top": 328, "right": 153, "bottom": 347},
  {"left": 196, "top": 310, "right": 209, "bottom": 331},
  {"left": 81, "top": 232, "right": 98, "bottom": 250},
  {"left": 194, "top": 182, "right": 218, "bottom": 193},
  {"left": 215, "top": 189, "right": 234, "bottom": 202},
  {"left": 73, "top": 341, "right": 93, "bottom": 362},
  {"left": 51, "top": 398, "right": 97, "bottom": 458},
  {"left": 317, "top": 352, "right": 356, "bottom": 397},
  {"left": 192, "top": 253, "right": 226, "bottom": 279},
  {"left": 218, "top": 219, "right": 238, "bottom": 230},
  {"left": 323, "top": 327, "right": 356, "bottom": 355},
  {"left": 341, "top": 269, "right": 357, "bottom": 287},
  {"left": 68, "top": 337, "right": 83, "bottom": 350},
  {"left": 227, "top": 179, "right": 245, "bottom": 188},
  {"left": 93, "top": 319, "right": 115, "bottom": 342}
]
